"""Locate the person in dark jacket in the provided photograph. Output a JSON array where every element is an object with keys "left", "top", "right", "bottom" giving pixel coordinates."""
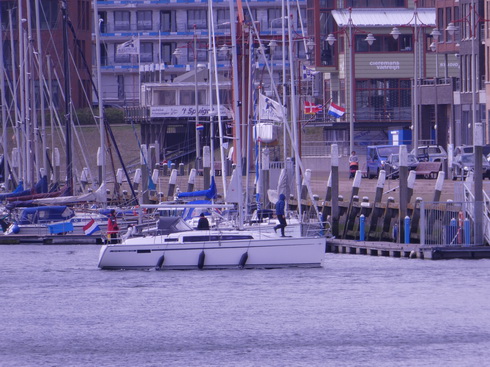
[
  {"left": 197, "top": 213, "right": 210, "bottom": 230},
  {"left": 273, "top": 193, "right": 287, "bottom": 237}
]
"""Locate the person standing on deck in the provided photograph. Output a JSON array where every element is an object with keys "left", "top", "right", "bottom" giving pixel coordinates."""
[
  {"left": 274, "top": 194, "right": 287, "bottom": 237},
  {"left": 197, "top": 213, "right": 210, "bottom": 230},
  {"left": 107, "top": 209, "right": 120, "bottom": 244}
]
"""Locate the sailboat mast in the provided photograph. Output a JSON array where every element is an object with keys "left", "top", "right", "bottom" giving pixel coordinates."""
[
  {"left": 285, "top": 2, "right": 302, "bottom": 216},
  {"left": 61, "top": 0, "right": 73, "bottom": 195},
  {"left": 0, "top": 11, "right": 8, "bottom": 187},
  {"left": 93, "top": 0, "right": 106, "bottom": 195},
  {"left": 34, "top": 0, "right": 47, "bottom": 177},
  {"left": 228, "top": 0, "right": 244, "bottom": 227}
]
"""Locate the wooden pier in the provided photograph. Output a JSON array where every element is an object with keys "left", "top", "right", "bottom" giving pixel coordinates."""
[{"left": 327, "top": 239, "right": 490, "bottom": 260}]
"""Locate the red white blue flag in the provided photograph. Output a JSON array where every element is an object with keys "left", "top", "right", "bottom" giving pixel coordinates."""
[
  {"left": 196, "top": 124, "right": 204, "bottom": 131},
  {"left": 328, "top": 103, "right": 346, "bottom": 118},
  {"left": 83, "top": 219, "right": 100, "bottom": 236},
  {"left": 304, "top": 101, "right": 323, "bottom": 115}
]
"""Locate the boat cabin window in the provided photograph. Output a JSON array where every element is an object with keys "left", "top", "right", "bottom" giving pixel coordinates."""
[{"left": 182, "top": 235, "right": 254, "bottom": 242}]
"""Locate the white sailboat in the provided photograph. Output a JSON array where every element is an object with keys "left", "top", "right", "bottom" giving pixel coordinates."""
[{"left": 97, "top": 0, "right": 326, "bottom": 270}]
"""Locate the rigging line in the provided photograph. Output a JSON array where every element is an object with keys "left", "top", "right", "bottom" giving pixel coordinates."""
[{"left": 65, "top": 13, "right": 136, "bottom": 202}]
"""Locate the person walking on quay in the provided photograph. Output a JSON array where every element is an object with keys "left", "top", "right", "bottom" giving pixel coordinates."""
[
  {"left": 107, "top": 209, "right": 120, "bottom": 244},
  {"left": 274, "top": 193, "right": 287, "bottom": 237},
  {"left": 349, "top": 150, "right": 359, "bottom": 179}
]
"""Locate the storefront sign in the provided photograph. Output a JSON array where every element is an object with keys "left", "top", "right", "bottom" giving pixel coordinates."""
[{"left": 150, "top": 105, "right": 232, "bottom": 118}]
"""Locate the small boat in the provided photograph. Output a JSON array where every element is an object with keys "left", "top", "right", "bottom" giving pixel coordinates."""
[{"left": 97, "top": 216, "right": 326, "bottom": 270}]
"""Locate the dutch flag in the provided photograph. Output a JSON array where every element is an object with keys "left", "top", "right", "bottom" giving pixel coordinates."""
[
  {"left": 196, "top": 124, "right": 204, "bottom": 131},
  {"left": 328, "top": 103, "right": 346, "bottom": 118},
  {"left": 83, "top": 219, "right": 100, "bottom": 236}
]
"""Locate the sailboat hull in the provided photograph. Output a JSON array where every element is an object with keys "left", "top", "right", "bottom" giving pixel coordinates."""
[{"left": 98, "top": 234, "right": 326, "bottom": 270}]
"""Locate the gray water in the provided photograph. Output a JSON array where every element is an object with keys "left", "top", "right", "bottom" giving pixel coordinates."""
[{"left": 1, "top": 245, "right": 489, "bottom": 367}]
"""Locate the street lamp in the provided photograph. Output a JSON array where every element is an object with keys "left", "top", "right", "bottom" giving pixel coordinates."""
[
  {"left": 430, "top": 28, "right": 441, "bottom": 144},
  {"left": 326, "top": 8, "right": 375, "bottom": 154},
  {"left": 391, "top": 1, "right": 423, "bottom": 151}
]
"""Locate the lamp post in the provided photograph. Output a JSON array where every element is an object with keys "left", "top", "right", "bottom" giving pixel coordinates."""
[
  {"left": 430, "top": 28, "right": 441, "bottom": 144},
  {"left": 326, "top": 8, "right": 375, "bottom": 155}
]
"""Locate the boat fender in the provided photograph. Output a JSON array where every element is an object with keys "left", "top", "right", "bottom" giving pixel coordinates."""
[
  {"left": 12, "top": 224, "right": 20, "bottom": 234},
  {"left": 198, "top": 250, "right": 205, "bottom": 269},
  {"left": 155, "top": 255, "right": 165, "bottom": 270},
  {"left": 238, "top": 252, "right": 248, "bottom": 269}
]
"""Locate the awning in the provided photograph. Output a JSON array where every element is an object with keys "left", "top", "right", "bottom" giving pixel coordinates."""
[{"left": 332, "top": 8, "right": 436, "bottom": 28}]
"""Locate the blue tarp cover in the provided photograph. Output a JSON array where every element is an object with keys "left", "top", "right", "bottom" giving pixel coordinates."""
[{"left": 48, "top": 222, "right": 74, "bottom": 234}]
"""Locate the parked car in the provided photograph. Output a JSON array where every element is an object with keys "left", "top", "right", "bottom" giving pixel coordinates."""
[
  {"left": 454, "top": 144, "right": 490, "bottom": 157},
  {"left": 366, "top": 145, "right": 401, "bottom": 179},
  {"left": 452, "top": 153, "right": 490, "bottom": 180},
  {"left": 383, "top": 153, "right": 419, "bottom": 179},
  {"left": 411, "top": 145, "right": 447, "bottom": 163}
]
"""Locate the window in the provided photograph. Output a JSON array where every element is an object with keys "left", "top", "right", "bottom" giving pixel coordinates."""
[
  {"left": 217, "top": 9, "right": 230, "bottom": 27},
  {"left": 187, "top": 10, "right": 207, "bottom": 30},
  {"left": 157, "top": 90, "right": 176, "bottom": 105},
  {"left": 0, "top": 2, "right": 16, "bottom": 29},
  {"left": 355, "top": 79, "right": 411, "bottom": 121},
  {"left": 77, "top": 0, "right": 90, "bottom": 30},
  {"left": 243, "top": 8, "right": 257, "bottom": 24},
  {"left": 180, "top": 90, "right": 195, "bottom": 105},
  {"left": 161, "top": 42, "right": 176, "bottom": 64},
  {"left": 212, "top": 89, "right": 232, "bottom": 105},
  {"left": 117, "top": 75, "right": 125, "bottom": 100},
  {"left": 180, "top": 90, "right": 206, "bottom": 105},
  {"left": 137, "top": 11, "right": 152, "bottom": 30},
  {"left": 39, "top": 0, "right": 58, "bottom": 29},
  {"left": 140, "top": 42, "right": 153, "bottom": 62},
  {"left": 345, "top": 0, "right": 405, "bottom": 7},
  {"left": 268, "top": 9, "right": 283, "bottom": 29},
  {"left": 354, "top": 34, "right": 413, "bottom": 52},
  {"left": 114, "top": 43, "right": 131, "bottom": 63},
  {"left": 160, "top": 10, "right": 176, "bottom": 32},
  {"left": 114, "top": 11, "right": 130, "bottom": 31},
  {"left": 188, "top": 43, "right": 208, "bottom": 62}
]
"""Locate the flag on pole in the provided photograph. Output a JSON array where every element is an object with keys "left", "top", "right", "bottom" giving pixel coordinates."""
[
  {"left": 302, "top": 64, "right": 320, "bottom": 79},
  {"left": 327, "top": 102, "right": 346, "bottom": 118},
  {"left": 304, "top": 101, "right": 323, "bottom": 114},
  {"left": 196, "top": 124, "right": 204, "bottom": 131},
  {"left": 259, "top": 93, "right": 284, "bottom": 122},
  {"left": 116, "top": 39, "right": 139, "bottom": 55},
  {"left": 83, "top": 219, "right": 100, "bottom": 236}
]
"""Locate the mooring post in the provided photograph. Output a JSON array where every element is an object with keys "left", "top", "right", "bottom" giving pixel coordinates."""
[
  {"left": 260, "top": 148, "right": 270, "bottom": 209},
  {"left": 432, "top": 171, "right": 446, "bottom": 202},
  {"left": 398, "top": 145, "right": 408, "bottom": 244},
  {"left": 464, "top": 218, "right": 471, "bottom": 245},
  {"left": 342, "top": 171, "right": 362, "bottom": 238},
  {"left": 301, "top": 169, "right": 311, "bottom": 201},
  {"left": 140, "top": 144, "right": 149, "bottom": 204},
  {"left": 187, "top": 168, "right": 196, "bottom": 192},
  {"left": 133, "top": 168, "right": 141, "bottom": 191},
  {"left": 97, "top": 147, "right": 103, "bottom": 185},
  {"left": 167, "top": 169, "right": 178, "bottom": 198},
  {"left": 407, "top": 170, "right": 416, "bottom": 202},
  {"left": 151, "top": 168, "right": 159, "bottom": 198},
  {"left": 203, "top": 146, "right": 211, "bottom": 190},
  {"left": 368, "top": 170, "right": 385, "bottom": 240},
  {"left": 53, "top": 148, "right": 60, "bottom": 188},
  {"left": 331, "top": 144, "right": 339, "bottom": 238},
  {"left": 381, "top": 196, "right": 395, "bottom": 241},
  {"left": 359, "top": 214, "right": 365, "bottom": 241},
  {"left": 404, "top": 216, "right": 410, "bottom": 244},
  {"left": 321, "top": 172, "right": 332, "bottom": 221}
]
